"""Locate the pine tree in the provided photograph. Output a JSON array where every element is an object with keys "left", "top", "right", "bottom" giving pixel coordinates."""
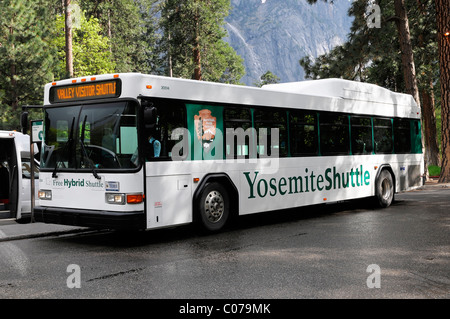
[
  {"left": 51, "top": 12, "right": 116, "bottom": 79},
  {"left": 302, "top": 0, "right": 441, "bottom": 172},
  {"left": 80, "top": 0, "right": 159, "bottom": 73},
  {"left": 159, "top": 0, "right": 244, "bottom": 83},
  {"left": 254, "top": 71, "right": 280, "bottom": 87},
  {"left": 137, "top": 0, "right": 162, "bottom": 74},
  {"left": 0, "top": 0, "right": 55, "bottom": 130},
  {"left": 416, "top": 1, "right": 440, "bottom": 167},
  {"left": 64, "top": 0, "right": 74, "bottom": 78},
  {"left": 436, "top": 0, "right": 450, "bottom": 182},
  {"left": 393, "top": 0, "right": 420, "bottom": 108}
]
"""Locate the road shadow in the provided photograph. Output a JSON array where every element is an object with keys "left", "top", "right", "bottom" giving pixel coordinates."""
[
  {"left": 230, "top": 196, "right": 396, "bottom": 231},
  {"left": 50, "top": 195, "right": 397, "bottom": 248}
]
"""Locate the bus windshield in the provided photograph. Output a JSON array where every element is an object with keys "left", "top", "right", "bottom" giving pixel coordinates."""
[{"left": 41, "top": 101, "right": 139, "bottom": 171}]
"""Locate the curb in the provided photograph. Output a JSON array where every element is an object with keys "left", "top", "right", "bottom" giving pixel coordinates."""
[
  {"left": 419, "top": 182, "right": 450, "bottom": 190},
  {"left": 0, "top": 226, "right": 100, "bottom": 243}
]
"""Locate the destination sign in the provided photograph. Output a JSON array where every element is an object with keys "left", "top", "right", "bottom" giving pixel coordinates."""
[{"left": 49, "top": 79, "right": 121, "bottom": 103}]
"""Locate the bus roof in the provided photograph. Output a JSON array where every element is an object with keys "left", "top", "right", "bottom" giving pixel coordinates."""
[
  {"left": 262, "top": 78, "right": 414, "bottom": 106},
  {"left": 44, "top": 73, "right": 420, "bottom": 119}
]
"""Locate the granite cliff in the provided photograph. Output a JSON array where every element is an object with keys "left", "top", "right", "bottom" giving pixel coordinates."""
[{"left": 224, "top": 0, "right": 353, "bottom": 85}]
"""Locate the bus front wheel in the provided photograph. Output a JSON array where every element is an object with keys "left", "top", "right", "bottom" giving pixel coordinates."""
[
  {"left": 375, "top": 169, "right": 394, "bottom": 208},
  {"left": 197, "top": 182, "right": 230, "bottom": 232}
]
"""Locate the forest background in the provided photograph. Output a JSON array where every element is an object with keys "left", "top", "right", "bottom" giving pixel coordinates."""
[{"left": 0, "top": 0, "right": 449, "bottom": 181}]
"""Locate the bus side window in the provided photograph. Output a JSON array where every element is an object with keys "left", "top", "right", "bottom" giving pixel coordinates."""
[
  {"left": 320, "top": 113, "right": 350, "bottom": 156},
  {"left": 373, "top": 118, "right": 393, "bottom": 154},
  {"left": 224, "top": 107, "right": 252, "bottom": 159},
  {"left": 290, "top": 110, "right": 317, "bottom": 156},
  {"left": 145, "top": 100, "right": 186, "bottom": 161},
  {"left": 254, "top": 108, "right": 288, "bottom": 158},
  {"left": 411, "top": 120, "right": 422, "bottom": 154},
  {"left": 393, "top": 118, "right": 411, "bottom": 154},
  {"left": 351, "top": 117, "right": 373, "bottom": 155}
]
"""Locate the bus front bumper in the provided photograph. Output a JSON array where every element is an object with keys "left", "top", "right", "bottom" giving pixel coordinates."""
[{"left": 34, "top": 206, "right": 146, "bottom": 230}]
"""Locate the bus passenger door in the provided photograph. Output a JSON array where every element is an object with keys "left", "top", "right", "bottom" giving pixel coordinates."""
[
  {"left": 0, "top": 138, "right": 18, "bottom": 219},
  {"left": 19, "top": 152, "right": 39, "bottom": 217},
  {"left": 145, "top": 175, "right": 192, "bottom": 229}
]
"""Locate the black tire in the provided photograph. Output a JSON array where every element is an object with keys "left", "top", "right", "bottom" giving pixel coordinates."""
[
  {"left": 197, "top": 182, "right": 230, "bottom": 232},
  {"left": 16, "top": 216, "right": 31, "bottom": 224},
  {"left": 375, "top": 169, "right": 394, "bottom": 208}
]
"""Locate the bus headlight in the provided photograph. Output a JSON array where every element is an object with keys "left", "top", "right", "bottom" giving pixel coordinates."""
[
  {"left": 38, "top": 190, "right": 52, "bottom": 200},
  {"left": 105, "top": 193, "right": 125, "bottom": 205}
]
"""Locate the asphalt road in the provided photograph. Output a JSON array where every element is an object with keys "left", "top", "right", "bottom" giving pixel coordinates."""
[{"left": 0, "top": 186, "right": 449, "bottom": 302}]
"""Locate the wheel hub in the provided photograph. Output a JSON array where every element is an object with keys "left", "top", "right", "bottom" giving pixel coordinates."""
[
  {"left": 381, "top": 178, "right": 392, "bottom": 200},
  {"left": 204, "top": 191, "right": 224, "bottom": 223}
]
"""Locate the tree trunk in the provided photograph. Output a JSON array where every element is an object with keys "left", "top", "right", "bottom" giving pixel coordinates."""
[
  {"left": 394, "top": 0, "right": 428, "bottom": 180},
  {"left": 193, "top": 11, "right": 202, "bottom": 81},
  {"left": 421, "top": 82, "right": 440, "bottom": 167},
  {"left": 436, "top": 0, "right": 450, "bottom": 182},
  {"left": 108, "top": 9, "right": 112, "bottom": 54},
  {"left": 9, "top": 25, "right": 18, "bottom": 111},
  {"left": 65, "top": 0, "right": 74, "bottom": 78},
  {"left": 416, "top": 0, "right": 441, "bottom": 170},
  {"left": 393, "top": 0, "right": 421, "bottom": 107},
  {"left": 193, "top": 45, "right": 201, "bottom": 80}
]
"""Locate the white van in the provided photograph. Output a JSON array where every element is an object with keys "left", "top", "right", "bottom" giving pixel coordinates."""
[{"left": 0, "top": 131, "right": 39, "bottom": 223}]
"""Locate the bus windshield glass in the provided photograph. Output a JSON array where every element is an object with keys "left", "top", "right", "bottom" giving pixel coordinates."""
[{"left": 41, "top": 101, "right": 139, "bottom": 171}]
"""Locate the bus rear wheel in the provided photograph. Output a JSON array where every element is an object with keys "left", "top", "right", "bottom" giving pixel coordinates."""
[
  {"left": 197, "top": 182, "right": 230, "bottom": 232},
  {"left": 375, "top": 169, "right": 394, "bottom": 208}
]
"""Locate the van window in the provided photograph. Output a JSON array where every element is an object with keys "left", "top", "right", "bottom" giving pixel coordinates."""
[{"left": 21, "top": 158, "right": 39, "bottom": 179}]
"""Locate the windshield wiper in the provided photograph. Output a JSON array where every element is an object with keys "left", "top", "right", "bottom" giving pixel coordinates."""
[
  {"left": 79, "top": 115, "right": 101, "bottom": 180},
  {"left": 52, "top": 117, "right": 75, "bottom": 178}
]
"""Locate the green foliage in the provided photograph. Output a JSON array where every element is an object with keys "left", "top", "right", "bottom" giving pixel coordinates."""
[
  {"left": 51, "top": 12, "right": 116, "bottom": 79},
  {"left": 202, "top": 38, "right": 245, "bottom": 84},
  {"left": 0, "top": 0, "right": 243, "bottom": 130},
  {"left": 138, "top": 0, "right": 163, "bottom": 74},
  {"left": 0, "top": 0, "right": 55, "bottom": 130},
  {"left": 254, "top": 71, "right": 280, "bottom": 87},
  {"left": 428, "top": 165, "right": 441, "bottom": 177},
  {"left": 300, "top": 0, "right": 438, "bottom": 94},
  {"left": 302, "top": 0, "right": 442, "bottom": 164},
  {"left": 159, "top": 0, "right": 245, "bottom": 84},
  {"left": 80, "top": 0, "right": 160, "bottom": 74}
]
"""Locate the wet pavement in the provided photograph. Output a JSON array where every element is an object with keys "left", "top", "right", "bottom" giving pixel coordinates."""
[{"left": 0, "top": 181, "right": 448, "bottom": 242}]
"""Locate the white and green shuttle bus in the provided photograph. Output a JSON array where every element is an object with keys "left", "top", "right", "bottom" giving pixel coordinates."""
[
  {"left": 34, "top": 73, "right": 423, "bottom": 231},
  {"left": 0, "top": 130, "right": 39, "bottom": 222}
]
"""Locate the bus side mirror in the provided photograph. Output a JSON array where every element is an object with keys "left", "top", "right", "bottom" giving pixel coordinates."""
[
  {"left": 21, "top": 112, "right": 29, "bottom": 133},
  {"left": 144, "top": 106, "right": 157, "bottom": 129}
]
